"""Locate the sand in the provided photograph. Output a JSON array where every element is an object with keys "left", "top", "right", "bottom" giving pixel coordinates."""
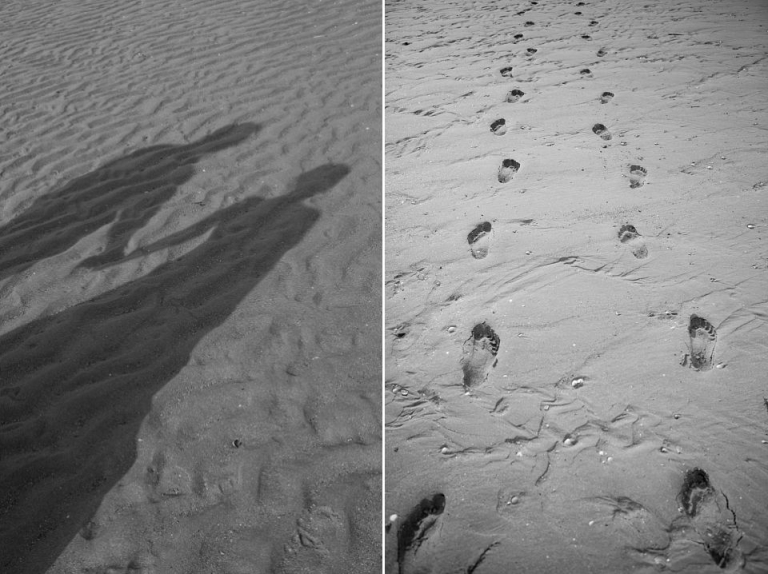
[
  {"left": 385, "top": 0, "right": 768, "bottom": 572},
  {"left": 0, "top": 0, "right": 381, "bottom": 573}
]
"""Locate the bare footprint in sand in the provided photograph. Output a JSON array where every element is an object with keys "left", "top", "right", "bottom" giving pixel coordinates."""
[
  {"left": 594, "top": 496, "right": 670, "bottom": 551},
  {"left": 462, "top": 322, "right": 500, "bottom": 390},
  {"left": 686, "top": 315, "right": 717, "bottom": 371},
  {"left": 500, "top": 66, "right": 514, "bottom": 78},
  {"left": 397, "top": 493, "right": 446, "bottom": 574},
  {"left": 497, "top": 159, "right": 520, "bottom": 183},
  {"left": 618, "top": 224, "right": 648, "bottom": 259},
  {"left": 592, "top": 123, "right": 612, "bottom": 140},
  {"left": 600, "top": 91, "right": 614, "bottom": 104},
  {"left": 490, "top": 119, "right": 507, "bottom": 135},
  {"left": 506, "top": 89, "right": 525, "bottom": 103},
  {"left": 677, "top": 468, "right": 743, "bottom": 569},
  {"left": 629, "top": 165, "right": 647, "bottom": 188},
  {"left": 468, "top": 222, "right": 492, "bottom": 259},
  {"left": 580, "top": 68, "right": 593, "bottom": 77},
  {"left": 597, "top": 47, "right": 608, "bottom": 57}
]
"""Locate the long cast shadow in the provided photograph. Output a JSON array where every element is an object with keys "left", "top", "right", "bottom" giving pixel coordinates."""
[
  {"left": 0, "top": 123, "right": 260, "bottom": 282},
  {"left": 0, "top": 150, "right": 350, "bottom": 572}
]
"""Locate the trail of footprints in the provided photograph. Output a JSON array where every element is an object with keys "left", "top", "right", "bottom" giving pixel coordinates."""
[{"left": 392, "top": 4, "right": 746, "bottom": 572}]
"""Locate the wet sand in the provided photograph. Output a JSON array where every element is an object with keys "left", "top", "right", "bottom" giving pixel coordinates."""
[
  {"left": 0, "top": 0, "right": 381, "bottom": 573},
  {"left": 385, "top": 0, "right": 768, "bottom": 572}
]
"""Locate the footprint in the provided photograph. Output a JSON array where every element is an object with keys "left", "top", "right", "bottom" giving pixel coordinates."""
[
  {"left": 629, "top": 165, "right": 647, "bottom": 188},
  {"left": 506, "top": 89, "right": 525, "bottom": 103},
  {"left": 497, "top": 159, "right": 520, "bottom": 183},
  {"left": 592, "top": 123, "right": 612, "bottom": 140},
  {"left": 597, "top": 47, "right": 607, "bottom": 57},
  {"left": 581, "top": 34, "right": 591, "bottom": 40},
  {"left": 618, "top": 224, "right": 648, "bottom": 259},
  {"left": 467, "top": 222, "right": 492, "bottom": 259},
  {"left": 397, "top": 493, "right": 446, "bottom": 574},
  {"left": 461, "top": 322, "right": 500, "bottom": 389},
  {"left": 589, "top": 20, "right": 599, "bottom": 26},
  {"left": 525, "top": 47, "right": 538, "bottom": 57},
  {"left": 490, "top": 119, "right": 507, "bottom": 136},
  {"left": 594, "top": 496, "right": 670, "bottom": 551},
  {"left": 599, "top": 91, "right": 614, "bottom": 104},
  {"left": 524, "top": 21, "right": 535, "bottom": 27},
  {"left": 580, "top": 68, "right": 593, "bottom": 77},
  {"left": 514, "top": 33, "right": 524, "bottom": 40},
  {"left": 687, "top": 315, "right": 717, "bottom": 371},
  {"left": 500, "top": 66, "right": 514, "bottom": 78},
  {"left": 678, "top": 468, "right": 743, "bottom": 568}
]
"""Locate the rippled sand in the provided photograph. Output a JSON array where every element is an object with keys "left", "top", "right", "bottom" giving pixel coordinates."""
[
  {"left": 0, "top": 0, "right": 381, "bottom": 572},
  {"left": 385, "top": 0, "right": 767, "bottom": 572}
]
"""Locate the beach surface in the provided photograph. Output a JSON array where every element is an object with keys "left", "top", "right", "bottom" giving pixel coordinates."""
[
  {"left": 0, "top": 0, "right": 381, "bottom": 573},
  {"left": 385, "top": 0, "right": 767, "bottom": 572}
]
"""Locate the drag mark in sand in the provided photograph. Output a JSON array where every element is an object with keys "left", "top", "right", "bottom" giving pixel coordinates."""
[
  {"left": 467, "top": 222, "right": 492, "bottom": 260},
  {"left": 461, "top": 322, "right": 500, "bottom": 390},
  {"left": 685, "top": 314, "right": 717, "bottom": 371}
]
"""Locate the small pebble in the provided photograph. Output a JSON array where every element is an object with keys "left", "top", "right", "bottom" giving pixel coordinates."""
[
  {"left": 389, "top": 514, "right": 398, "bottom": 523},
  {"left": 400, "top": 389, "right": 408, "bottom": 396},
  {"left": 571, "top": 377, "right": 585, "bottom": 388},
  {"left": 674, "top": 413, "right": 681, "bottom": 419},
  {"left": 232, "top": 439, "right": 242, "bottom": 448},
  {"left": 747, "top": 224, "right": 755, "bottom": 229}
]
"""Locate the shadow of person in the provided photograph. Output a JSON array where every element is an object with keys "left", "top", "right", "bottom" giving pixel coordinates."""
[
  {"left": 0, "top": 122, "right": 261, "bottom": 282},
  {"left": 0, "top": 163, "right": 350, "bottom": 574}
]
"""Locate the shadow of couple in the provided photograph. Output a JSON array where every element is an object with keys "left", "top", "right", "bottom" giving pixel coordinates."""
[{"left": 0, "top": 122, "right": 350, "bottom": 574}]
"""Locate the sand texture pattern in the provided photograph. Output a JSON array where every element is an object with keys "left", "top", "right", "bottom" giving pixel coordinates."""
[
  {"left": 0, "top": 0, "right": 381, "bottom": 573},
  {"left": 385, "top": 0, "right": 767, "bottom": 572}
]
